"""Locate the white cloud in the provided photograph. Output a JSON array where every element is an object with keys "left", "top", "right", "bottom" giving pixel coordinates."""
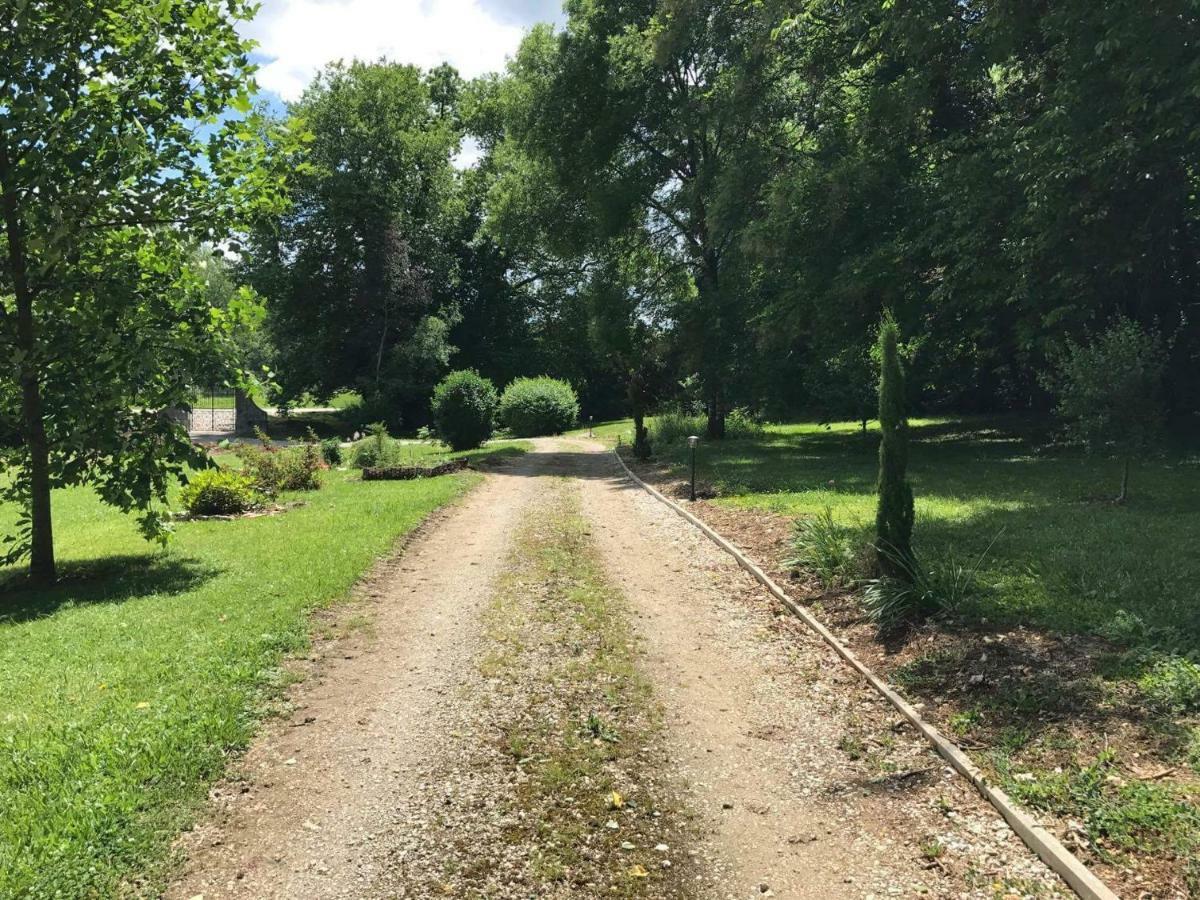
[{"left": 244, "top": 0, "right": 526, "bottom": 101}]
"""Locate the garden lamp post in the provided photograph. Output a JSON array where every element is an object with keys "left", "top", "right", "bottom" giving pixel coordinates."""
[{"left": 688, "top": 435, "right": 699, "bottom": 501}]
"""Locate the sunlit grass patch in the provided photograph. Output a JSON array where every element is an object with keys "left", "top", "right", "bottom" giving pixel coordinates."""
[{"left": 0, "top": 466, "right": 483, "bottom": 897}]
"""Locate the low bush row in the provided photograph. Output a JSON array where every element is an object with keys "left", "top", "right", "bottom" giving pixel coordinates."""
[{"left": 426, "top": 371, "right": 579, "bottom": 449}]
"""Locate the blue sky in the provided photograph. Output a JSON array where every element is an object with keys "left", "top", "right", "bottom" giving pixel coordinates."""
[{"left": 241, "top": 0, "right": 564, "bottom": 104}]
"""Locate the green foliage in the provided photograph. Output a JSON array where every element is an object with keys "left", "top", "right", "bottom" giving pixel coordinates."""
[
  {"left": 245, "top": 61, "right": 461, "bottom": 426},
  {"left": 874, "top": 313, "right": 915, "bottom": 577},
  {"left": 0, "top": 0, "right": 298, "bottom": 580},
  {"left": 650, "top": 408, "right": 763, "bottom": 446},
  {"left": 649, "top": 411, "right": 706, "bottom": 446},
  {"left": 804, "top": 340, "right": 877, "bottom": 433},
  {"left": 1138, "top": 657, "right": 1200, "bottom": 714},
  {"left": 499, "top": 377, "right": 579, "bottom": 437},
  {"left": 431, "top": 370, "right": 499, "bottom": 451},
  {"left": 319, "top": 438, "right": 343, "bottom": 467},
  {"left": 784, "top": 508, "right": 863, "bottom": 588},
  {"left": 233, "top": 435, "right": 322, "bottom": 494},
  {"left": 349, "top": 423, "right": 399, "bottom": 469},
  {"left": 645, "top": 416, "right": 1200, "bottom": 644},
  {"left": 863, "top": 545, "right": 990, "bottom": 634},
  {"left": 1001, "top": 751, "right": 1200, "bottom": 856},
  {"left": 1042, "top": 318, "right": 1167, "bottom": 500},
  {"left": 179, "top": 469, "right": 262, "bottom": 517}
]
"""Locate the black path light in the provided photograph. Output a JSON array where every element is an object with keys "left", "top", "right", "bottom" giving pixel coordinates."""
[{"left": 688, "top": 434, "right": 699, "bottom": 501}]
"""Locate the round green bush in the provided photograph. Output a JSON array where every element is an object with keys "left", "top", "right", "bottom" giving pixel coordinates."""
[
  {"left": 179, "top": 468, "right": 261, "bottom": 516},
  {"left": 432, "top": 370, "right": 499, "bottom": 450},
  {"left": 499, "top": 376, "right": 579, "bottom": 437}
]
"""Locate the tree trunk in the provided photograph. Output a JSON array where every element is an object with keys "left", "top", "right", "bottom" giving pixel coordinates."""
[
  {"left": 706, "top": 395, "right": 725, "bottom": 439},
  {"left": 0, "top": 136, "right": 55, "bottom": 582},
  {"left": 1116, "top": 456, "right": 1130, "bottom": 504}
]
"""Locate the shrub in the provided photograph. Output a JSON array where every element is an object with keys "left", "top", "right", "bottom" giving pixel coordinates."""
[
  {"left": 650, "top": 407, "right": 763, "bottom": 446},
  {"left": 724, "top": 406, "right": 765, "bottom": 439},
  {"left": 499, "top": 377, "right": 579, "bottom": 437},
  {"left": 649, "top": 410, "right": 705, "bottom": 446},
  {"left": 320, "top": 438, "right": 342, "bottom": 466},
  {"left": 180, "top": 469, "right": 261, "bottom": 516},
  {"left": 784, "top": 508, "right": 863, "bottom": 587},
  {"left": 349, "top": 422, "right": 399, "bottom": 469},
  {"left": 234, "top": 436, "right": 323, "bottom": 494},
  {"left": 432, "top": 369, "right": 498, "bottom": 451},
  {"left": 862, "top": 538, "right": 997, "bottom": 633}
]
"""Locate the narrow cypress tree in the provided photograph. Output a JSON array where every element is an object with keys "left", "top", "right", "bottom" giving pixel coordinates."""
[{"left": 875, "top": 312, "right": 915, "bottom": 577}]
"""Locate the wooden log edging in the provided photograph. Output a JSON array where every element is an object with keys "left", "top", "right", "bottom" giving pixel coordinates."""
[
  {"left": 610, "top": 449, "right": 1119, "bottom": 900},
  {"left": 362, "top": 458, "right": 470, "bottom": 481}
]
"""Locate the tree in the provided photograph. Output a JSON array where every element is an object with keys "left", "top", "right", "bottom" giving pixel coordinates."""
[
  {"left": 875, "top": 313, "right": 914, "bottom": 577},
  {"left": 502, "top": 2, "right": 777, "bottom": 438},
  {"left": 247, "top": 61, "right": 461, "bottom": 427},
  {"left": 805, "top": 339, "right": 877, "bottom": 437},
  {"left": 0, "top": 0, "right": 291, "bottom": 582},
  {"left": 1042, "top": 318, "right": 1166, "bottom": 503}
]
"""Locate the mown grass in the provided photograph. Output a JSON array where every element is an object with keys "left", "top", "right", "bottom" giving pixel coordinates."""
[
  {"left": 0, "top": 460, "right": 496, "bottom": 898},
  {"left": 650, "top": 416, "right": 1200, "bottom": 642}
]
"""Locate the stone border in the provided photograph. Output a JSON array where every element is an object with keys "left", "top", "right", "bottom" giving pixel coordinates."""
[{"left": 610, "top": 449, "right": 1119, "bottom": 900}]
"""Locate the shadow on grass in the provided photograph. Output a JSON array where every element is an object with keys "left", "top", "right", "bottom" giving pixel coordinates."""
[{"left": 0, "top": 554, "right": 219, "bottom": 626}]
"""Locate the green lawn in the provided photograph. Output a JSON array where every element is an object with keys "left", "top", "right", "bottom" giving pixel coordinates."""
[
  {"left": 650, "top": 417, "right": 1200, "bottom": 642},
  {"left": 0, "top": 459, "right": 496, "bottom": 897},
  {"left": 566, "top": 418, "right": 638, "bottom": 444}
]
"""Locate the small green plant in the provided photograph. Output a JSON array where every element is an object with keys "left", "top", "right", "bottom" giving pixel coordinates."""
[
  {"left": 584, "top": 712, "right": 620, "bottom": 743},
  {"left": 234, "top": 438, "right": 323, "bottom": 494},
  {"left": 320, "top": 438, "right": 342, "bottom": 466},
  {"left": 431, "top": 369, "right": 499, "bottom": 451},
  {"left": 862, "top": 540, "right": 995, "bottom": 633},
  {"left": 920, "top": 839, "right": 944, "bottom": 860},
  {"left": 784, "top": 508, "right": 862, "bottom": 587},
  {"left": 1002, "top": 750, "right": 1200, "bottom": 855},
  {"left": 498, "top": 376, "right": 579, "bottom": 437},
  {"left": 350, "top": 422, "right": 398, "bottom": 469},
  {"left": 179, "top": 468, "right": 261, "bottom": 516},
  {"left": 1138, "top": 656, "right": 1200, "bottom": 713},
  {"left": 948, "top": 708, "right": 983, "bottom": 736},
  {"left": 837, "top": 732, "right": 866, "bottom": 760}
]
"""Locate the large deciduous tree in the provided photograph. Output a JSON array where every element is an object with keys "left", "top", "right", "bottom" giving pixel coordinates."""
[
  {"left": 0, "top": 0, "right": 291, "bottom": 582},
  {"left": 247, "top": 61, "right": 462, "bottom": 427},
  {"left": 502, "top": 1, "right": 776, "bottom": 437}
]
